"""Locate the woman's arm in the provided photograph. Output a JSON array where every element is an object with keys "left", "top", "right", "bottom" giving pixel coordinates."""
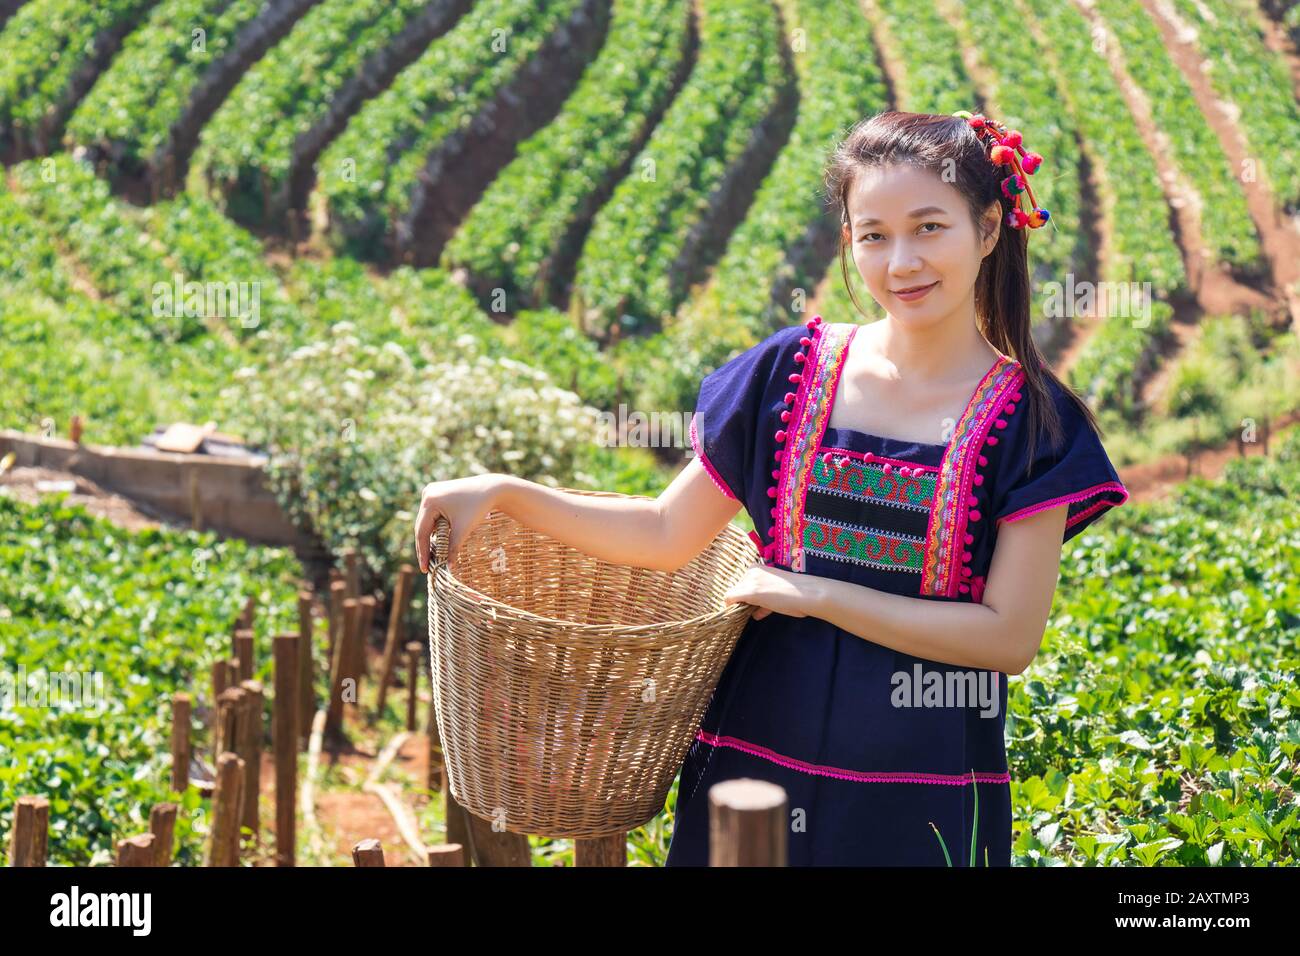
[
  {"left": 723, "top": 504, "right": 1069, "bottom": 675},
  {"left": 414, "top": 457, "right": 743, "bottom": 574}
]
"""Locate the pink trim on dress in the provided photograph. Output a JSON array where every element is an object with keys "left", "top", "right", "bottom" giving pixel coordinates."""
[
  {"left": 996, "top": 480, "right": 1128, "bottom": 526},
  {"left": 695, "top": 729, "right": 1010, "bottom": 786},
  {"left": 815, "top": 446, "right": 941, "bottom": 474},
  {"left": 690, "top": 411, "right": 739, "bottom": 501}
]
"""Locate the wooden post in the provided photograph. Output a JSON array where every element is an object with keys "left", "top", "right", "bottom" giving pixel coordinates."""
[
  {"left": 297, "top": 591, "right": 315, "bottom": 748},
  {"left": 427, "top": 844, "right": 466, "bottom": 867},
  {"left": 206, "top": 752, "right": 245, "bottom": 867},
  {"left": 273, "top": 633, "right": 299, "bottom": 867},
  {"left": 462, "top": 810, "right": 531, "bottom": 867},
  {"left": 223, "top": 658, "right": 241, "bottom": 695},
  {"left": 8, "top": 795, "right": 49, "bottom": 867},
  {"left": 444, "top": 789, "right": 470, "bottom": 859},
  {"left": 426, "top": 686, "right": 442, "bottom": 794},
  {"left": 352, "top": 839, "right": 385, "bottom": 866},
  {"left": 215, "top": 685, "right": 244, "bottom": 764},
  {"left": 343, "top": 548, "right": 360, "bottom": 602},
  {"left": 171, "top": 693, "right": 191, "bottom": 792},
  {"left": 116, "top": 834, "right": 157, "bottom": 867},
  {"left": 356, "top": 595, "right": 376, "bottom": 681},
  {"left": 376, "top": 565, "right": 415, "bottom": 716},
  {"left": 239, "top": 594, "right": 256, "bottom": 632},
  {"left": 212, "top": 659, "right": 228, "bottom": 716},
  {"left": 325, "top": 598, "right": 359, "bottom": 737},
  {"left": 149, "top": 803, "right": 177, "bottom": 867},
  {"left": 234, "top": 629, "right": 255, "bottom": 684},
  {"left": 327, "top": 580, "right": 346, "bottom": 672},
  {"left": 708, "top": 778, "right": 787, "bottom": 866},
  {"left": 575, "top": 834, "right": 626, "bottom": 867},
  {"left": 404, "top": 641, "right": 421, "bottom": 732},
  {"left": 237, "top": 680, "right": 263, "bottom": 843}
]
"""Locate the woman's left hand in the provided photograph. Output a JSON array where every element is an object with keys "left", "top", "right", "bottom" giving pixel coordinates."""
[{"left": 723, "top": 564, "right": 812, "bottom": 620}]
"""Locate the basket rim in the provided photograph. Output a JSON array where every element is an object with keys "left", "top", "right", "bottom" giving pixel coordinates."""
[{"left": 427, "top": 495, "right": 760, "bottom": 637}]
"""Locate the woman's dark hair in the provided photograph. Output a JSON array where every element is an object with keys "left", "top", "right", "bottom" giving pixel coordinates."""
[{"left": 823, "top": 110, "right": 1103, "bottom": 467}]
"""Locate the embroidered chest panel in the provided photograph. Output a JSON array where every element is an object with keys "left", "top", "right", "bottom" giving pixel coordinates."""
[
  {"left": 766, "top": 318, "right": 1026, "bottom": 600},
  {"left": 802, "top": 453, "right": 937, "bottom": 572}
]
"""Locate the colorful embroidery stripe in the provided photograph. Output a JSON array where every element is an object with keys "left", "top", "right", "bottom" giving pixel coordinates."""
[
  {"left": 920, "top": 359, "right": 1026, "bottom": 597},
  {"left": 810, "top": 454, "right": 937, "bottom": 506},
  {"left": 802, "top": 517, "right": 925, "bottom": 570},
  {"left": 695, "top": 730, "right": 1010, "bottom": 785},
  {"left": 775, "top": 322, "right": 857, "bottom": 571}
]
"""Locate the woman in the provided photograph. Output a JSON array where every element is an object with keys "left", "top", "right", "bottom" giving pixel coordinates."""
[{"left": 413, "top": 111, "right": 1128, "bottom": 865}]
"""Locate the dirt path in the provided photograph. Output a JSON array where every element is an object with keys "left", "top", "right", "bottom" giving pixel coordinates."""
[{"left": 1118, "top": 407, "right": 1299, "bottom": 502}]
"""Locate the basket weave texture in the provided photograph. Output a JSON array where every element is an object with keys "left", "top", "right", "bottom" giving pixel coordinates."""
[{"left": 426, "top": 488, "right": 757, "bottom": 838}]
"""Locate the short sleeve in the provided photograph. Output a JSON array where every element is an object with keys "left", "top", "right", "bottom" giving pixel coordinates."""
[
  {"left": 689, "top": 326, "right": 800, "bottom": 505},
  {"left": 991, "top": 378, "right": 1129, "bottom": 544}
]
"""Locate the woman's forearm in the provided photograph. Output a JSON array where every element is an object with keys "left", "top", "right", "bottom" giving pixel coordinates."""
[
  {"left": 803, "top": 575, "right": 1030, "bottom": 674},
  {"left": 494, "top": 474, "right": 673, "bottom": 571}
]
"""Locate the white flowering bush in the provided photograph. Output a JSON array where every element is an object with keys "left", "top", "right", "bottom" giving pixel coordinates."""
[{"left": 217, "top": 322, "right": 604, "bottom": 587}]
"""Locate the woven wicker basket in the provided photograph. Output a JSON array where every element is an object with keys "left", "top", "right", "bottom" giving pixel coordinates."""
[{"left": 425, "top": 488, "right": 757, "bottom": 838}]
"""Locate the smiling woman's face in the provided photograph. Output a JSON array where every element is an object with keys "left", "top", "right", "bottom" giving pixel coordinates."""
[{"left": 841, "top": 163, "right": 1000, "bottom": 326}]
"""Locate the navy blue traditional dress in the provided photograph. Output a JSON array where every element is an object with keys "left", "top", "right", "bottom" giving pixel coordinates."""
[{"left": 666, "top": 314, "right": 1129, "bottom": 866}]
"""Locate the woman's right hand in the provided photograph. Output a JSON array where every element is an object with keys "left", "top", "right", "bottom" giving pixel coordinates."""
[{"left": 413, "top": 473, "right": 504, "bottom": 573}]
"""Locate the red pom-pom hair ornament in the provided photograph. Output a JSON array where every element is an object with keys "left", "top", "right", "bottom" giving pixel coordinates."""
[{"left": 952, "top": 110, "right": 1050, "bottom": 230}]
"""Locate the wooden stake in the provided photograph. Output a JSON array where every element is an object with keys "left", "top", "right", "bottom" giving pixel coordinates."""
[
  {"left": 116, "top": 834, "right": 157, "bottom": 867},
  {"left": 404, "top": 642, "right": 421, "bottom": 732},
  {"left": 170, "top": 693, "right": 191, "bottom": 793},
  {"left": 206, "top": 752, "right": 245, "bottom": 867},
  {"left": 223, "top": 658, "right": 240, "bottom": 696},
  {"left": 327, "top": 580, "right": 346, "bottom": 671},
  {"left": 352, "top": 839, "right": 385, "bottom": 866},
  {"left": 708, "top": 778, "right": 787, "bottom": 866},
  {"left": 237, "top": 680, "right": 263, "bottom": 843},
  {"left": 427, "top": 844, "right": 465, "bottom": 867},
  {"left": 8, "top": 795, "right": 49, "bottom": 867},
  {"left": 376, "top": 565, "right": 415, "bottom": 716},
  {"left": 343, "top": 548, "right": 360, "bottom": 602},
  {"left": 297, "top": 591, "right": 315, "bottom": 749},
  {"left": 356, "top": 595, "right": 376, "bottom": 681},
  {"left": 149, "top": 803, "right": 177, "bottom": 867},
  {"left": 325, "top": 598, "right": 360, "bottom": 738},
  {"left": 215, "top": 685, "right": 244, "bottom": 765},
  {"left": 273, "top": 633, "right": 299, "bottom": 867},
  {"left": 425, "top": 686, "right": 442, "bottom": 795},
  {"left": 234, "top": 629, "right": 255, "bottom": 684},
  {"left": 575, "top": 834, "right": 626, "bottom": 867}
]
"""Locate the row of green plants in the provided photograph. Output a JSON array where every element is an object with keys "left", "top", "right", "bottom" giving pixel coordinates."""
[
  {"left": 439, "top": 0, "right": 692, "bottom": 311},
  {"left": 869, "top": 0, "right": 975, "bottom": 117},
  {"left": 1020, "top": 0, "right": 1186, "bottom": 415},
  {"left": 569, "top": 0, "right": 788, "bottom": 337},
  {"left": 6, "top": 155, "right": 295, "bottom": 343},
  {"left": 1104, "top": 311, "right": 1300, "bottom": 467},
  {"left": 1171, "top": 0, "right": 1300, "bottom": 210},
  {"left": 320, "top": 0, "right": 588, "bottom": 258},
  {"left": 639, "top": 0, "right": 890, "bottom": 417},
  {"left": 194, "top": 0, "right": 433, "bottom": 225},
  {"left": 65, "top": 0, "right": 268, "bottom": 173},
  {"left": 0, "top": 0, "right": 157, "bottom": 151},
  {"left": 1020, "top": 0, "right": 1187, "bottom": 300},
  {"left": 1093, "top": 0, "right": 1263, "bottom": 273},
  {"left": 0, "top": 494, "right": 309, "bottom": 866},
  {"left": 954, "top": 0, "right": 1087, "bottom": 296},
  {"left": 1067, "top": 300, "right": 1173, "bottom": 420},
  {"left": 1, "top": 153, "right": 673, "bottom": 593},
  {"left": 803, "top": 0, "right": 980, "bottom": 329},
  {"left": 1007, "top": 431, "right": 1300, "bottom": 864}
]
